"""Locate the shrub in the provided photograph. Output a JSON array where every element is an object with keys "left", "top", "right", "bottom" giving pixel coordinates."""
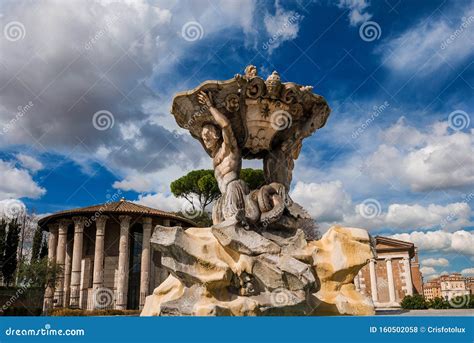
[
  {"left": 428, "top": 297, "right": 450, "bottom": 309},
  {"left": 1, "top": 307, "right": 42, "bottom": 316},
  {"left": 400, "top": 294, "right": 428, "bottom": 309},
  {"left": 50, "top": 308, "right": 140, "bottom": 316}
]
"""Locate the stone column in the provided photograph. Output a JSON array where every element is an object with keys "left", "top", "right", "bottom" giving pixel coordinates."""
[
  {"left": 63, "top": 236, "right": 73, "bottom": 307},
  {"left": 54, "top": 219, "right": 69, "bottom": 307},
  {"left": 369, "top": 258, "right": 378, "bottom": 303},
  {"left": 386, "top": 258, "right": 396, "bottom": 304},
  {"left": 69, "top": 216, "right": 86, "bottom": 308},
  {"left": 43, "top": 223, "right": 58, "bottom": 312},
  {"left": 403, "top": 257, "right": 414, "bottom": 296},
  {"left": 139, "top": 217, "right": 152, "bottom": 309},
  {"left": 116, "top": 215, "right": 131, "bottom": 310},
  {"left": 48, "top": 224, "right": 59, "bottom": 262},
  {"left": 92, "top": 216, "right": 108, "bottom": 292}
]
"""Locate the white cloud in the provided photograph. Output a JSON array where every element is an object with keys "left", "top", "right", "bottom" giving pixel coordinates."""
[
  {"left": 16, "top": 154, "right": 44, "bottom": 172},
  {"left": 0, "top": 160, "right": 45, "bottom": 199},
  {"left": 379, "top": 6, "right": 474, "bottom": 74},
  {"left": 134, "top": 192, "right": 184, "bottom": 213},
  {"left": 263, "top": 2, "right": 303, "bottom": 52},
  {"left": 391, "top": 230, "right": 474, "bottom": 256},
  {"left": 420, "top": 266, "right": 437, "bottom": 276},
  {"left": 0, "top": 0, "right": 275, "bottom": 191},
  {"left": 338, "top": 0, "right": 372, "bottom": 26},
  {"left": 384, "top": 203, "right": 471, "bottom": 231},
  {"left": 113, "top": 159, "right": 211, "bottom": 193},
  {"left": 366, "top": 118, "right": 474, "bottom": 192},
  {"left": 0, "top": 199, "right": 26, "bottom": 220},
  {"left": 291, "top": 181, "right": 352, "bottom": 222},
  {"left": 461, "top": 267, "right": 474, "bottom": 276},
  {"left": 421, "top": 257, "right": 450, "bottom": 267},
  {"left": 291, "top": 180, "right": 472, "bottom": 231}
]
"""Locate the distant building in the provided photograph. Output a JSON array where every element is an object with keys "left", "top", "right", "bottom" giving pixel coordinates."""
[
  {"left": 466, "top": 277, "right": 474, "bottom": 295},
  {"left": 423, "top": 279, "right": 441, "bottom": 300},
  {"left": 424, "top": 273, "right": 470, "bottom": 301},
  {"left": 355, "top": 236, "right": 423, "bottom": 308}
]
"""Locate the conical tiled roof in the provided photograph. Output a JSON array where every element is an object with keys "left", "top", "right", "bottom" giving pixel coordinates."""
[{"left": 38, "top": 198, "right": 195, "bottom": 227}]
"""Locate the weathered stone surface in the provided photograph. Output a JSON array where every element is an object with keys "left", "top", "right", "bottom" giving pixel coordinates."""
[
  {"left": 310, "top": 226, "right": 375, "bottom": 315},
  {"left": 142, "top": 224, "right": 374, "bottom": 316},
  {"left": 253, "top": 254, "right": 317, "bottom": 292},
  {"left": 262, "top": 228, "right": 307, "bottom": 253},
  {"left": 211, "top": 219, "right": 280, "bottom": 256},
  {"left": 151, "top": 225, "right": 244, "bottom": 288}
]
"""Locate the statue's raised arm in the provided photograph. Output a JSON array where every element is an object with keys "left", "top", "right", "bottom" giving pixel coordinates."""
[{"left": 197, "top": 91, "right": 236, "bottom": 150}]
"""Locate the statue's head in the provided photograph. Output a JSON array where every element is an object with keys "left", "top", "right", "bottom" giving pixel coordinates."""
[
  {"left": 202, "top": 124, "right": 221, "bottom": 152},
  {"left": 244, "top": 65, "right": 257, "bottom": 79},
  {"left": 265, "top": 71, "right": 282, "bottom": 98}
]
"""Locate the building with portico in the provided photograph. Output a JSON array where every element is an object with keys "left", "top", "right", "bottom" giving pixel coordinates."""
[
  {"left": 355, "top": 236, "right": 423, "bottom": 308},
  {"left": 39, "top": 199, "right": 194, "bottom": 311}
]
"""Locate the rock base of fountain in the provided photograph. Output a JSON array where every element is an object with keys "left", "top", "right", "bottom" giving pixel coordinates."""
[{"left": 141, "top": 224, "right": 375, "bottom": 316}]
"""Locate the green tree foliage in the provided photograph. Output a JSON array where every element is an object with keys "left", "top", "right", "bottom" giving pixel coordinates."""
[
  {"left": 171, "top": 169, "right": 219, "bottom": 212},
  {"left": 30, "top": 226, "right": 43, "bottom": 263},
  {"left": 18, "top": 257, "right": 62, "bottom": 288},
  {"left": 2, "top": 219, "right": 21, "bottom": 286},
  {"left": 401, "top": 294, "right": 474, "bottom": 310},
  {"left": 240, "top": 168, "right": 265, "bottom": 190},
  {"left": 400, "top": 294, "right": 428, "bottom": 309},
  {"left": 170, "top": 168, "right": 265, "bottom": 213},
  {"left": 428, "top": 297, "right": 450, "bottom": 309}
]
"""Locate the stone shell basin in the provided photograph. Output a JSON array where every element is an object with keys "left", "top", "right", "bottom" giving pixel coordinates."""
[{"left": 170, "top": 75, "right": 331, "bottom": 159}]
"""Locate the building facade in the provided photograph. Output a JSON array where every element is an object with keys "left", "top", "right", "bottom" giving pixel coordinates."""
[
  {"left": 355, "top": 236, "right": 423, "bottom": 308},
  {"left": 423, "top": 280, "right": 442, "bottom": 300},
  {"left": 39, "top": 199, "right": 194, "bottom": 311},
  {"left": 423, "top": 274, "right": 470, "bottom": 301}
]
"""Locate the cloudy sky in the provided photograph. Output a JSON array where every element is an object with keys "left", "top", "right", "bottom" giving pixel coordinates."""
[{"left": 0, "top": 0, "right": 473, "bottom": 277}]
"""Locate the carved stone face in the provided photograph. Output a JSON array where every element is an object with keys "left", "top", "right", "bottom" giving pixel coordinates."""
[{"left": 202, "top": 124, "right": 221, "bottom": 151}]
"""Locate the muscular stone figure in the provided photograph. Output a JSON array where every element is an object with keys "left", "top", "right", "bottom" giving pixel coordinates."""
[{"left": 198, "top": 91, "right": 247, "bottom": 224}]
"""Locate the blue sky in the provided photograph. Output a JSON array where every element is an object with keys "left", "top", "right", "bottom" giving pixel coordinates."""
[{"left": 0, "top": 0, "right": 473, "bottom": 278}]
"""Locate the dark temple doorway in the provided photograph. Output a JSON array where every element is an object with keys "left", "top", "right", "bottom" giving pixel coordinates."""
[{"left": 127, "top": 223, "right": 143, "bottom": 310}]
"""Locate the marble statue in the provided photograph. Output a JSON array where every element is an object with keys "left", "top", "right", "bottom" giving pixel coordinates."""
[{"left": 141, "top": 66, "right": 376, "bottom": 316}]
